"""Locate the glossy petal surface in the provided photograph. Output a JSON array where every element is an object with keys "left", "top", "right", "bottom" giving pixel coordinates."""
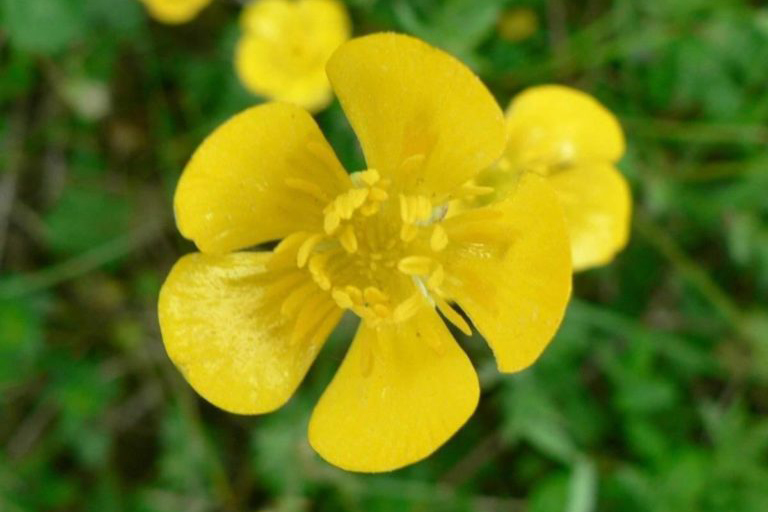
[
  {"left": 175, "top": 103, "right": 350, "bottom": 254},
  {"left": 442, "top": 173, "right": 572, "bottom": 372},
  {"left": 309, "top": 306, "right": 479, "bottom": 472},
  {"left": 549, "top": 164, "right": 632, "bottom": 270},
  {"left": 140, "top": 0, "right": 212, "bottom": 24},
  {"left": 236, "top": 0, "right": 350, "bottom": 111},
  {"left": 505, "top": 85, "right": 625, "bottom": 170},
  {"left": 327, "top": 33, "right": 506, "bottom": 195},
  {"left": 159, "top": 252, "right": 342, "bottom": 414}
]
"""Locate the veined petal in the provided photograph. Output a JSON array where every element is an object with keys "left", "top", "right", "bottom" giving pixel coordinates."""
[
  {"left": 549, "top": 164, "right": 632, "bottom": 271},
  {"left": 505, "top": 85, "right": 625, "bottom": 169},
  {"left": 175, "top": 103, "right": 350, "bottom": 254},
  {"left": 442, "top": 173, "right": 572, "bottom": 373},
  {"left": 158, "top": 252, "right": 342, "bottom": 414},
  {"left": 140, "top": 0, "right": 212, "bottom": 24},
  {"left": 326, "top": 33, "right": 506, "bottom": 195},
  {"left": 309, "top": 306, "right": 479, "bottom": 472}
]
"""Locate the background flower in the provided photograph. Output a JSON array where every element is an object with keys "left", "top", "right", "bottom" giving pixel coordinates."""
[
  {"left": 235, "top": 0, "right": 351, "bottom": 112},
  {"left": 139, "top": 0, "right": 214, "bottom": 24},
  {"left": 483, "top": 85, "right": 631, "bottom": 271}
]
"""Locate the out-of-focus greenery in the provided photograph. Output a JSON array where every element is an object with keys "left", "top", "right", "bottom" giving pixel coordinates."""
[{"left": 1, "top": 0, "right": 768, "bottom": 510}]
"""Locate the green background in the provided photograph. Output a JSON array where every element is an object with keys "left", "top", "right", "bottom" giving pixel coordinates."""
[{"left": 2, "top": 0, "right": 768, "bottom": 510}]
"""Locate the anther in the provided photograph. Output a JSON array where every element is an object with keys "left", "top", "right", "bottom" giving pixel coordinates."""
[
  {"left": 393, "top": 292, "right": 422, "bottom": 323},
  {"left": 358, "top": 168, "right": 380, "bottom": 186},
  {"left": 284, "top": 178, "right": 330, "bottom": 202},
  {"left": 324, "top": 210, "right": 341, "bottom": 234},
  {"left": 369, "top": 187, "right": 389, "bottom": 202},
  {"left": 331, "top": 288, "right": 354, "bottom": 309},
  {"left": 435, "top": 297, "right": 472, "bottom": 336},
  {"left": 400, "top": 223, "right": 419, "bottom": 242},
  {"left": 373, "top": 304, "right": 392, "bottom": 318},
  {"left": 339, "top": 224, "right": 358, "bottom": 253},
  {"left": 430, "top": 225, "right": 448, "bottom": 252},
  {"left": 297, "top": 233, "right": 324, "bottom": 268},
  {"left": 397, "top": 256, "right": 433, "bottom": 276},
  {"left": 399, "top": 153, "right": 426, "bottom": 174},
  {"left": 344, "top": 285, "right": 363, "bottom": 304},
  {"left": 428, "top": 264, "right": 445, "bottom": 288},
  {"left": 363, "top": 286, "right": 388, "bottom": 304}
]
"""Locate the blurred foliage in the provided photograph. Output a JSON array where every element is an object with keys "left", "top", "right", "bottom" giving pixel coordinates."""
[{"left": 1, "top": 0, "right": 768, "bottom": 511}]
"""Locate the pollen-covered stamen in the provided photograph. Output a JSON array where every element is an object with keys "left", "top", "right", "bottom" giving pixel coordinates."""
[
  {"left": 451, "top": 183, "right": 496, "bottom": 199},
  {"left": 330, "top": 282, "right": 397, "bottom": 324},
  {"left": 283, "top": 167, "right": 468, "bottom": 331}
]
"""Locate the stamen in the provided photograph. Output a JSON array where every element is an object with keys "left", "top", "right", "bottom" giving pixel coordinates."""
[
  {"left": 308, "top": 252, "right": 333, "bottom": 290},
  {"left": 363, "top": 286, "right": 388, "bottom": 304},
  {"left": 399, "top": 153, "right": 426, "bottom": 174},
  {"left": 349, "top": 188, "right": 369, "bottom": 208},
  {"left": 430, "top": 225, "right": 449, "bottom": 252},
  {"left": 335, "top": 193, "right": 355, "bottom": 219},
  {"left": 324, "top": 209, "right": 341, "bottom": 234},
  {"left": 344, "top": 285, "right": 363, "bottom": 304},
  {"left": 297, "top": 233, "right": 324, "bottom": 268},
  {"left": 397, "top": 255, "right": 433, "bottom": 276},
  {"left": 435, "top": 297, "right": 472, "bottom": 336},
  {"left": 281, "top": 282, "right": 318, "bottom": 317},
  {"left": 356, "top": 168, "right": 380, "bottom": 186},
  {"left": 399, "top": 194, "right": 411, "bottom": 223},
  {"left": 331, "top": 288, "right": 354, "bottom": 309},
  {"left": 453, "top": 184, "right": 496, "bottom": 198},
  {"left": 369, "top": 187, "right": 388, "bottom": 202},
  {"left": 274, "top": 231, "right": 308, "bottom": 254},
  {"left": 373, "top": 304, "right": 391, "bottom": 318},
  {"left": 359, "top": 201, "right": 380, "bottom": 216},
  {"left": 393, "top": 292, "right": 422, "bottom": 323},
  {"left": 339, "top": 224, "right": 358, "bottom": 253},
  {"left": 290, "top": 296, "right": 335, "bottom": 346},
  {"left": 400, "top": 223, "right": 419, "bottom": 242},
  {"left": 284, "top": 177, "right": 330, "bottom": 202},
  {"left": 427, "top": 264, "right": 445, "bottom": 289}
]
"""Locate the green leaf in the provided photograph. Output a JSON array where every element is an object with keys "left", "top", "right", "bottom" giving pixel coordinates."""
[
  {"left": 0, "top": 297, "right": 44, "bottom": 387},
  {"left": 566, "top": 457, "right": 598, "bottom": 512},
  {"left": 45, "top": 186, "right": 132, "bottom": 257},
  {"left": 1, "top": 0, "right": 87, "bottom": 54}
]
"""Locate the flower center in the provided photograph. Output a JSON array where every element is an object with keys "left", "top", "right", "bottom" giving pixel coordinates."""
[{"left": 276, "top": 168, "right": 474, "bottom": 329}]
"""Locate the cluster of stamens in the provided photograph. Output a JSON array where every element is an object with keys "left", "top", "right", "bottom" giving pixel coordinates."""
[{"left": 279, "top": 168, "right": 471, "bottom": 329}]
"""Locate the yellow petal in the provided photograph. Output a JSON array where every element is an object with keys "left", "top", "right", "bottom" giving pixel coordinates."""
[
  {"left": 158, "top": 251, "right": 342, "bottom": 414},
  {"left": 505, "top": 85, "right": 625, "bottom": 170},
  {"left": 235, "top": 0, "right": 350, "bottom": 112},
  {"left": 309, "top": 306, "right": 479, "bottom": 472},
  {"left": 326, "top": 33, "right": 506, "bottom": 195},
  {"left": 442, "top": 173, "right": 572, "bottom": 373},
  {"left": 549, "top": 164, "right": 632, "bottom": 271},
  {"left": 175, "top": 103, "right": 350, "bottom": 254},
  {"left": 140, "top": 0, "right": 212, "bottom": 24}
]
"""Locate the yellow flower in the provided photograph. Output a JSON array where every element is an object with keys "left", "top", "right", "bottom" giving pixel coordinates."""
[
  {"left": 482, "top": 85, "right": 631, "bottom": 271},
  {"left": 159, "top": 33, "right": 572, "bottom": 472},
  {"left": 235, "top": 0, "right": 351, "bottom": 112},
  {"left": 139, "top": 0, "right": 213, "bottom": 24}
]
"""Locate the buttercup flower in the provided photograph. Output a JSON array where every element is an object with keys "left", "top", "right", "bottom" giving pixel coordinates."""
[
  {"left": 235, "top": 0, "right": 351, "bottom": 112},
  {"left": 139, "top": 0, "right": 213, "bottom": 24},
  {"left": 159, "top": 33, "right": 572, "bottom": 472},
  {"left": 479, "top": 85, "right": 631, "bottom": 271}
]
